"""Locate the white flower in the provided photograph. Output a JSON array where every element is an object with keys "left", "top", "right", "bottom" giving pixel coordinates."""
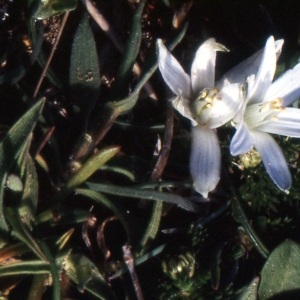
[
  {"left": 158, "top": 38, "right": 242, "bottom": 197},
  {"left": 229, "top": 36, "right": 300, "bottom": 192}
]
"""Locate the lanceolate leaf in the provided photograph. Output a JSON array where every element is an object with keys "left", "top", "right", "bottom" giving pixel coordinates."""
[
  {"left": 111, "top": 0, "right": 146, "bottom": 100},
  {"left": 61, "top": 146, "right": 120, "bottom": 198},
  {"left": 69, "top": 12, "right": 101, "bottom": 130},
  {"left": 0, "top": 99, "right": 44, "bottom": 245},
  {"left": 86, "top": 182, "right": 200, "bottom": 213},
  {"left": 258, "top": 240, "right": 300, "bottom": 299},
  {"left": 138, "top": 201, "right": 163, "bottom": 255},
  {"left": 19, "top": 154, "right": 39, "bottom": 226}
]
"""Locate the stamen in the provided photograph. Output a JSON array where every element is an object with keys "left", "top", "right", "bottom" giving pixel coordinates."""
[
  {"left": 271, "top": 97, "right": 284, "bottom": 109},
  {"left": 205, "top": 88, "right": 219, "bottom": 103},
  {"left": 195, "top": 88, "right": 220, "bottom": 117}
]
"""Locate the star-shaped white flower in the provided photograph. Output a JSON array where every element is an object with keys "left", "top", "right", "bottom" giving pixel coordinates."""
[
  {"left": 158, "top": 38, "right": 242, "bottom": 197},
  {"left": 229, "top": 36, "right": 300, "bottom": 192}
]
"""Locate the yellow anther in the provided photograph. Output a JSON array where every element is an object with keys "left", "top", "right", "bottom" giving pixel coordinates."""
[
  {"left": 271, "top": 97, "right": 284, "bottom": 109},
  {"left": 198, "top": 89, "right": 208, "bottom": 100}
]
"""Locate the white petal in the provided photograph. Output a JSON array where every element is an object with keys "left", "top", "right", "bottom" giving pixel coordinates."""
[
  {"left": 218, "top": 51, "right": 262, "bottom": 89},
  {"left": 230, "top": 121, "right": 254, "bottom": 156},
  {"left": 157, "top": 39, "right": 192, "bottom": 99},
  {"left": 191, "top": 38, "right": 229, "bottom": 95},
  {"left": 171, "top": 95, "right": 198, "bottom": 126},
  {"left": 232, "top": 97, "right": 247, "bottom": 124},
  {"left": 264, "top": 63, "right": 300, "bottom": 106},
  {"left": 256, "top": 107, "right": 300, "bottom": 137},
  {"left": 248, "top": 36, "right": 277, "bottom": 104},
  {"left": 274, "top": 39, "right": 284, "bottom": 60},
  {"left": 252, "top": 130, "right": 291, "bottom": 191},
  {"left": 218, "top": 39, "right": 284, "bottom": 89},
  {"left": 190, "top": 126, "right": 221, "bottom": 197},
  {"left": 207, "top": 83, "right": 243, "bottom": 128}
]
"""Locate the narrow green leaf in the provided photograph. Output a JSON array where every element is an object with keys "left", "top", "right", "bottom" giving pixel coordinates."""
[
  {"left": 36, "top": 232, "right": 61, "bottom": 300},
  {"left": 15, "top": 130, "right": 32, "bottom": 179},
  {"left": 86, "top": 182, "right": 200, "bottom": 213},
  {"left": 32, "top": 0, "right": 77, "bottom": 20},
  {"left": 0, "top": 99, "right": 44, "bottom": 244},
  {"left": 19, "top": 154, "right": 39, "bottom": 225},
  {"left": 5, "top": 208, "right": 48, "bottom": 262},
  {"left": 231, "top": 196, "right": 269, "bottom": 258},
  {"left": 134, "top": 181, "right": 192, "bottom": 189},
  {"left": 64, "top": 254, "right": 117, "bottom": 299},
  {"left": 61, "top": 146, "right": 120, "bottom": 198},
  {"left": 99, "top": 165, "right": 135, "bottom": 182},
  {"left": 112, "top": 0, "right": 146, "bottom": 99},
  {"left": 75, "top": 188, "right": 131, "bottom": 243},
  {"left": 29, "top": 20, "right": 44, "bottom": 66},
  {"left": 111, "top": 22, "right": 188, "bottom": 114},
  {"left": 56, "top": 229, "right": 74, "bottom": 251},
  {"left": 258, "top": 240, "right": 300, "bottom": 299},
  {"left": 237, "top": 277, "right": 259, "bottom": 300},
  {"left": 70, "top": 13, "right": 101, "bottom": 130},
  {"left": 0, "top": 260, "right": 50, "bottom": 276},
  {"left": 114, "top": 120, "right": 165, "bottom": 132},
  {"left": 34, "top": 207, "right": 91, "bottom": 226},
  {"left": 210, "top": 242, "right": 226, "bottom": 290},
  {"left": 138, "top": 201, "right": 162, "bottom": 255}
]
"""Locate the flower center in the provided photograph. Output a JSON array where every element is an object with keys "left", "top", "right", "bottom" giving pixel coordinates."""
[
  {"left": 244, "top": 97, "right": 285, "bottom": 129},
  {"left": 193, "top": 88, "right": 219, "bottom": 123}
]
